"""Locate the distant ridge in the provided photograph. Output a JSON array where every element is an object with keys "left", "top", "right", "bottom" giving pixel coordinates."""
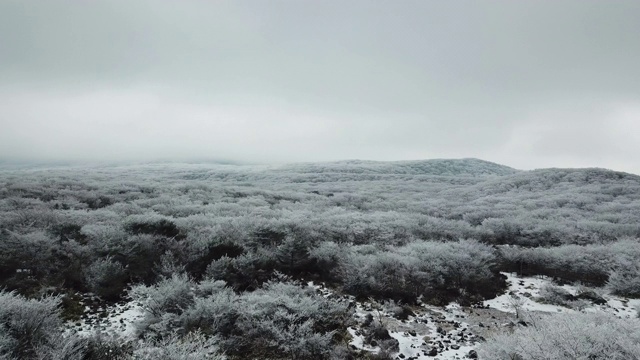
[
  {"left": 494, "top": 167, "right": 640, "bottom": 189},
  {"left": 279, "top": 158, "right": 519, "bottom": 176}
]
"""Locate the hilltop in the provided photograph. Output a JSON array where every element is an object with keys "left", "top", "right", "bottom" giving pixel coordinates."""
[{"left": 277, "top": 158, "right": 519, "bottom": 176}]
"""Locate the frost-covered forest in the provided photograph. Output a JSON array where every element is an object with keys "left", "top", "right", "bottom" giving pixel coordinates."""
[{"left": 1, "top": 158, "right": 640, "bottom": 359}]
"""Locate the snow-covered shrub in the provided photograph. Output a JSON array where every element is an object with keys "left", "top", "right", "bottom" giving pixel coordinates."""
[
  {"left": 275, "top": 235, "right": 311, "bottom": 274},
  {"left": 132, "top": 278, "right": 350, "bottom": 359},
  {"left": 184, "top": 242, "right": 244, "bottom": 281},
  {"left": 0, "top": 331, "right": 13, "bottom": 360},
  {"left": 607, "top": 267, "right": 640, "bottom": 297},
  {"left": 84, "top": 257, "right": 127, "bottom": 300},
  {"left": 132, "top": 274, "right": 195, "bottom": 318},
  {"left": 80, "top": 334, "right": 134, "bottom": 360},
  {"left": 193, "top": 279, "right": 227, "bottom": 297},
  {"left": 40, "top": 332, "right": 224, "bottom": 360},
  {"left": 537, "top": 284, "right": 575, "bottom": 307},
  {"left": 341, "top": 253, "right": 374, "bottom": 299},
  {"left": 80, "top": 195, "right": 114, "bottom": 210},
  {"left": 0, "top": 229, "right": 87, "bottom": 294},
  {"left": 124, "top": 214, "right": 183, "bottom": 239},
  {"left": 343, "top": 239, "right": 502, "bottom": 303},
  {"left": 308, "top": 241, "right": 346, "bottom": 282},
  {"left": 479, "top": 312, "right": 640, "bottom": 359},
  {"left": 606, "top": 241, "right": 640, "bottom": 297},
  {"left": 81, "top": 223, "right": 128, "bottom": 248},
  {"left": 49, "top": 223, "right": 87, "bottom": 243},
  {"left": 30, "top": 335, "right": 86, "bottom": 360},
  {"left": 122, "top": 234, "right": 177, "bottom": 284},
  {"left": 0, "top": 231, "right": 60, "bottom": 294},
  {"left": 133, "top": 332, "right": 225, "bottom": 360},
  {"left": 180, "top": 287, "right": 239, "bottom": 338},
  {"left": 0, "top": 291, "right": 62, "bottom": 359},
  {"left": 205, "top": 250, "right": 276, "bottom": 291},
  {"left": 205, "top": 256, "right": 234, "bottom": 281},
  {"left": 132, "top": 277, "right": 195, "bottom": 339},
  {"left": 500, "top": 239, "right": 640, "bottom": 290},
  {"left": 231, "top": 281, "right": 351, "bottom": 359},
  {"left": 155, "top": 251, "right": 187, "bottom": 279},
  {"left": 342, "top": 250, "right": 392, "bottom": 299},
  {"left": 82, "top": 224, "right": 173, "bottom": 285}
]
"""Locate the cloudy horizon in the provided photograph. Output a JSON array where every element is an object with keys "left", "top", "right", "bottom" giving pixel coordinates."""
[{"left": 1, "top": 1, "right": 640, "bottom": 174}]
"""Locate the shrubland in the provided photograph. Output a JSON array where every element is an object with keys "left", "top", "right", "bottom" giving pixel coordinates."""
[
  {"left": 2, "top": 159, "right": 640, "bottom": 358},
  {"left": 0, "top": 289, "right": 227, "bottom": 360}
]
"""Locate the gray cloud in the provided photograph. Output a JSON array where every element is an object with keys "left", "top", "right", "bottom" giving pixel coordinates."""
[{"left": 1, "top": 1, "right": 640, "bottom": 173}]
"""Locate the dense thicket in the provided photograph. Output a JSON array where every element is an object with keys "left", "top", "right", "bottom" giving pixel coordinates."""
[
  {"left": 499, "top": 239, "right": 640, "bottom": 295},
  {"left": 2, "top": 160, "right": 640, "bottom": 299},
  {"left": 2, "top": 159, "right": 640, "bottom": 358},
  {"left": 0, "top": 290, "right": 227, "bottom": 360},
  {"left": 132, "top": 275, "right": 352, "bottom": 359},
  {"left": 479, "top": 312, "right": 640, "bottom": 359},
  {"left": 0, "top": 291, "right": 62, "bottom": 359}
]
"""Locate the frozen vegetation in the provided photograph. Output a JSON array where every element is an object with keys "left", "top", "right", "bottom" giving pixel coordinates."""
[{"left": 1, "top": 158, "right": 640, "bottom": 359}]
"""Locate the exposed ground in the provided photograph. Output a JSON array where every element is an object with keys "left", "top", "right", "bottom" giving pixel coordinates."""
[{"left": 66, "top": 272, "right": 639, "bottom": 359}]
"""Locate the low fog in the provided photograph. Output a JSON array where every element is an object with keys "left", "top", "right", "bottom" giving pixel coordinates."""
[{"left": 1, "top": 1, "right": 639, "bottom": 173}]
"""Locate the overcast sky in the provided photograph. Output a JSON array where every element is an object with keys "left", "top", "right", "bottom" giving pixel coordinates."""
[{"left": 1, "top": 1, "right": 639, "bottom": 173}]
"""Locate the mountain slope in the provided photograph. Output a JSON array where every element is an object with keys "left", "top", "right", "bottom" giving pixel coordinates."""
[{"left": 278, "top": 158, "right": 519, "bottom": 176}]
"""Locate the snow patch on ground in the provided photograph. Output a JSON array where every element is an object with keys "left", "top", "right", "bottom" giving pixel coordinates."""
[
  {"left": 311, "top": 281, "right": 479, "bottom": 359},
  {"left": 484, "top": 272, "right": 640, "bottom": 319},
  {"left": 339, "top": 273, "right": 640, "bottom": 359},
  {"left": 65, "top": 294, "right": 144, "bottom": 338},
  {"left": 484, "top": 273, "right": 575, "bottom": 313},
  {"left": 348, "top": 326, "right": 381, "bottom": 354},
  {"left": 64, "top": 277, "right": 637, "bottom": 359}
]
